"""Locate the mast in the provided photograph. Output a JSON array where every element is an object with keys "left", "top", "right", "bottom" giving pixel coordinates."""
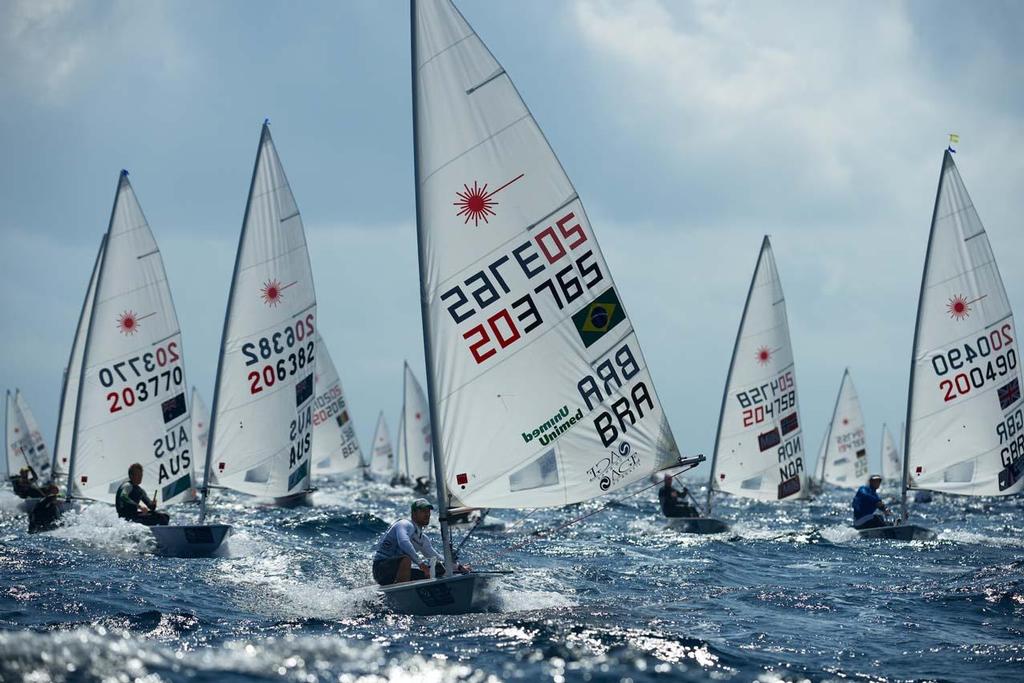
[
  {"left": 66, "top": 173, "right": 122, "bottom": 502},
  {"left": 902, "top": 150, "right": 950, "bottom": 518},
  {"left": 706, "top": 236, "right": 770, "bottom": 514},
  {"left": 199, "top": 122, "right": 269, "bottom": 524},
  {"left": 3, "top": 390, "right": 9, "bottom": 479},
  {"left": 410, "top": 0, "right": 454, "bottom": 571},
  {"left": 401, "top": 362, "right": 410, "bottom": 482},
  {"left": 52, "top": 236, "right": 105, "bottom": 483}
]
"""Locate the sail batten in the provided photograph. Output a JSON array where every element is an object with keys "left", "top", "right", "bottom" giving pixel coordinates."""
[{"left": 411, "top": 0, "right": 680, "bottom": 511}]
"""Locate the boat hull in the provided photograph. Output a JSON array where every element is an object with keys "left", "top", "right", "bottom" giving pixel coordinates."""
[
  {"left": 856, "top": 524, "right": 935, "bottom": 541},
  {"left": 273, "top": 491, "right": 314, "bottom": 508},
  {"left": 668, "top": 517, "right": 731, "bottom": 534},
  {"left": 150, "top": 524, "right": 231, "bottom": 557},
  {"left": 380, "top": 571, "right": 505, "bottom": 615}
]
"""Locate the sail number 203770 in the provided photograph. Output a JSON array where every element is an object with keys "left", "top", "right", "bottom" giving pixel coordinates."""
[{"left": 101, "top": 341, "right": 183, "bottom": 413}]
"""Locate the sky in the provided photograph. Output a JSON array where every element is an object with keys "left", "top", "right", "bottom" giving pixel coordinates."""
[{"left": 1, "top": 0, "right": 1022, "bottom": 484}]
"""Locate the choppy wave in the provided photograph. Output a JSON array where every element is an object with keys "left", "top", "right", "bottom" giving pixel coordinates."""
[{"left": 1, "top": 481, "right": 1023, "bottom": 682}]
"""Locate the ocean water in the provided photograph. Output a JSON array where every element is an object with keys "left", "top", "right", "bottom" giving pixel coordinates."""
[{"left": 1, "top": 479, "right": 1022, "bottom": 683}]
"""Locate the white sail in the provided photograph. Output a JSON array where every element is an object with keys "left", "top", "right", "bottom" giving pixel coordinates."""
[
  {"left": 400, "top": 363, "right": 432, "bottom": 486},
  {"left": 812, "top": 425, "right": 827, "bottom": 486},
  {"left": 370, "top": 412, "right": 395, "bottom": 477},
  {"left": 822, "top": 370, "right": 869, "bottom": 489},
  {"left": 190, "top": 387, "right": 210, "bottom": 487},
  {"left": 5, "top": 390, "right": 40, "bottom": 478},
  {"left": 208, "top": 123, "right": 318, "bottom": 499},
  {"left": 14, "top": 391, "right": 52, "bottom": 480},
  {"left": 68, "top": 172, "right": 194, "bottom": 505},
  {"left": 881, "top": 423, "right": 901, "bottom": 483},
  {"left": 311, "top": 332, "right": 364, "bottom": 477},
  {"left": 905, "top": 151, "right": 1024, "bottom": 496},
  {"left": 53, "top": 237, "right": 105, "bottom": 485},
  {"left": 412, "top": 0, "right": 680, "bottom": 509},
  {"left": 709, "top": 237, "right": 807, "bottom": 501},
  {"left": 395, "top": 411, "right": 407, "bottom": 479}
]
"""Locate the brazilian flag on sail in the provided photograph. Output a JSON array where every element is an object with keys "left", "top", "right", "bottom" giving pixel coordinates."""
[{"left": 572, "top": 287, "right": 626, "bottom": 348}]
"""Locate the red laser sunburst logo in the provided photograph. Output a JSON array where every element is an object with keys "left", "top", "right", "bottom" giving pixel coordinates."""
[
  {"left": 260, "top": 279, "right": 297, "bottom": 308},
  {"left": 755, "top": 346, "right": 772, "bottom": 366},
  {"left": 946, "top": 293, "right": 986, "bottom": 320},
  {"left": 453, "top": 173, "right": 525, "bottom": 226},
  {"left": 117, "top": 310, "right": 140, "bottom": 335}
]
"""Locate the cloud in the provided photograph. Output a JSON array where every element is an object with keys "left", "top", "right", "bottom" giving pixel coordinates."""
[
  {"left": 0, "top": 0, "right": 190, "bottom": 102},
  {"left": 570, "top": 0, "right": 1023, "bottom": 229}
]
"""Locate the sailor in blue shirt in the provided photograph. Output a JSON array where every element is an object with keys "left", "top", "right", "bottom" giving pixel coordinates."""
[{"left": 852, "top": 474, "right": 891, "bottom": 529}]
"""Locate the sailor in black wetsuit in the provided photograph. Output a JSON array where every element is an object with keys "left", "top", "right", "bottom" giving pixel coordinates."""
[
  {"left": 115, "top": 463, "right": 169, "bottom": 526},
  {"left": 28, "top": 484, "right": 63, "bottom": 533},
  {"left": 659, "top": 475, "right": 699, "bottom": 517},
  {"left": 11, "top": 466, "right": 44, "bottom": 499}
]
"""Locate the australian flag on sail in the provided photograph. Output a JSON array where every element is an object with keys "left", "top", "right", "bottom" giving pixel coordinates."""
[{"left": 998, "top": 378, "right": 1020, "bottom": 410}]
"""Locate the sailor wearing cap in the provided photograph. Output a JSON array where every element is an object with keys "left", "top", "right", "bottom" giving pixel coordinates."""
[
  {"left": 371, "top": 498, "right": 444, "bottom": 585},
  {"left": 852, "top": 474, "right": 891, "bottom": 529}
]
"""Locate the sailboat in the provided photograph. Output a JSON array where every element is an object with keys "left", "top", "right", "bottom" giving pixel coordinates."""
[
  {"left": 886, "top": 148, "right": 1024, "bottom": 540},
  {"left": 880, "top": 423, "right": 901, "bottom": 485},
  {"left": 64, "top": 171, "right": 228, "bottom": 556},
  {"left": 696, "top": 237, "right": 808, "bottom": 534},
  {"left": 381, "top": 0, "right": 690, "bottom": 614},
  {"left": 396, "top": 362, "right": 431, "bottom": 492},
  {"left": 369, "top": 412, "right": 396, "bottom": 481},
  {"left": 311, "top": 332, "right": 365, "bottom": 479},
  {"left": 5, "top": 390, "right": 52, "bottom": 495},
  {"left": 189, "top": 387, "right": 210, "bottom": 494},
  {"left": 52, "top": 238, "right": 104, "bottom": 491},
  {"left": 200, "top": 121, "right": 318, "bottom": 516},
  {"left": 818, "top": 369, "right": 869, "bottom": 489}
]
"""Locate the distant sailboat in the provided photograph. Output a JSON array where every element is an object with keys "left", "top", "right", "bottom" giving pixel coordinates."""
[
  {"left": 6, "top": 390, "right": 52, "bottom": 494},
  {"left": 51, "top": 237, "right": 105, "bottom": 489},
  {"left": 697, "top": 237, "right": 807, "bottom": 533},
  {"left": 819, "top": 369, "right": 869, "bottom": 489},
  {"left": 887, "top": 149, "right": 1024, "bottom": 540},
  {"left": 397, "top": 362, "right": 431, "bottom": 492},
  {"left": 311, "top": 332, "right": 364, "bottom": 479},
  {"left": 381, "top": 0, "right": 689, "bottom": 614},
  {"left": 201, "top": 122, "right": 318, "bottom": 513},
  {"left": 64, "top": 171, "right": 227, "bottom": 555},
  {"left": 369, "top": 412, "right": 396, "bottom": 481},
  {"left": 880, "top": 423, "right": 901, "bottom": 485}
]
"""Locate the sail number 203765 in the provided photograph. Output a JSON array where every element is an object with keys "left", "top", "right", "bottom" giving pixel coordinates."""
[{"left": 440, "top": 211, "right": 603, "bottom": 364}]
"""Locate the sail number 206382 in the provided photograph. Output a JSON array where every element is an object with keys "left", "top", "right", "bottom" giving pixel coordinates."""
[{"left": 241, "top": 314, "right": 315, "bottom": 395}]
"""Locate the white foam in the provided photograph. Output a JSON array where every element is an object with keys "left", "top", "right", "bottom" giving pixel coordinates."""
[{"left": 49, "top": 502, "right": 156, "bottom": 553}]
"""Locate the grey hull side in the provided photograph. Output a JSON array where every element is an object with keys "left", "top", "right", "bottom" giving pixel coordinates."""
[
  {"left": 273, "top": 491, "right": 314, "bottom": 508},
  {"left": 668, "top": 517, "right": 731, "bottom": 534},
  {"left": 856, "top": 524, "right": 936, "bottom": 541},
  {"left": 379, "top": 571, "right": 505, "bottom": 615},
  {"left": 150, "top": 524, "right": 231, "bottom": 557}
]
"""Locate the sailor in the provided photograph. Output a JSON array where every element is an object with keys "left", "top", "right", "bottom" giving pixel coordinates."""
[
  {"left": 11, "top": 466, "right": 44, "bottom": 499},
  {"left": 114, "top": 463, "right": 169, "bottom": 526},
  {"left": 852, "top": 474, "right": 891, "bottom": 529},
  {"left": 412, "top": 476, "right": 431, "bottom": 495},
  {"left": 659, "top": 475, "right": 699, "bottom": 517},
  {"left": 28, "top": 483, "right": 63, "bottom": 534},
  {"left": 371, "top": 498, "right": 468, "bottom": 585}
]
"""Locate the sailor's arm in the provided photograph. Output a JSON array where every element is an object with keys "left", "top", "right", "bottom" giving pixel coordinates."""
[{"left": 395, "top": 522, "right": 427, "bottom": 565}]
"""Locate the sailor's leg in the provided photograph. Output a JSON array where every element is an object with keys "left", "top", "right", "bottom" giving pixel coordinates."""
[{"left": 395, "top": 556, "right": 412, "bottom": 583}]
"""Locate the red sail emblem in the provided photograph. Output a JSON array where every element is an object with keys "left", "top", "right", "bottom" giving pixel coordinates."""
[{"left": 453, "top": 173, "right": 524, "bottom": 226}]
